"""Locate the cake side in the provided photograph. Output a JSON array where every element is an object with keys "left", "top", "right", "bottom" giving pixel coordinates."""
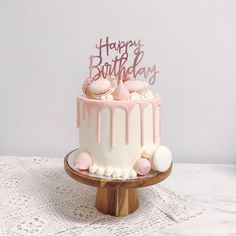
[{"left": 77, "top": 95, "right": 161, "bottom": 178}]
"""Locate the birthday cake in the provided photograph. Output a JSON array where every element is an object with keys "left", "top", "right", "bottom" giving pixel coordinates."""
[{"left": 75, "top": 37, "right": 172, "bottom": 179}]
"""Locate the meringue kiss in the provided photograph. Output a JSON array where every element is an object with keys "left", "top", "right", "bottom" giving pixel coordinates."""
[{"left": 112, "top": 79, "right": 130, "bottom": 100}]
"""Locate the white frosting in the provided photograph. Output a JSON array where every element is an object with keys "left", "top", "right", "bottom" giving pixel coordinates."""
[
  {"left": 145, "top": 90, "right": 153, "bottom": 99},
  {"left": 106, "top": 94, "right": 113, "bottom": 100},
  {"left": 101, "top": 94, "right": 113, "bottom": 100},
  {"left": 128, "top": 90, "right": 153, "bottom": 101},
  {"left": 129, "top": 92, "right": 140, "bottom": 100}
]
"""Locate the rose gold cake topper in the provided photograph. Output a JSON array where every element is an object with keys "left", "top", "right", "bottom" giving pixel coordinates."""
[{"left": 88, "top": 37, "right": 158, "bottom": 85}]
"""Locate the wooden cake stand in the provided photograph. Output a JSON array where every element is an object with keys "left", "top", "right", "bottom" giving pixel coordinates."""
[{"left": 64, "top": 149, "right": 172, "bottom": 217}]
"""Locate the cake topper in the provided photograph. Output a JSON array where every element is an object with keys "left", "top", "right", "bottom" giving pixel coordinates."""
[{"left": 89, "top": 37, "right": 158, "bottom": 85}]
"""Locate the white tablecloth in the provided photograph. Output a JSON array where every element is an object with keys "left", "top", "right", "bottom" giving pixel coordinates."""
[{"left": 0, "top": 156, "right": 203, "bottom": 236}]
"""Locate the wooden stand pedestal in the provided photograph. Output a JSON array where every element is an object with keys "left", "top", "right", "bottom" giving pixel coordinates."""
[
  {"left": 96, "top": 187, "right": 139, "bottom": 216},
  {"left": 64, "top": 149, "right": 172, "bottom": 217}
]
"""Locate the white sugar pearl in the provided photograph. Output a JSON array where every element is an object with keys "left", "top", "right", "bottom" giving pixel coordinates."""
[
  {"left": 112, "top": 168, "right": 121, "bottom": 178},
  {"left": 152, "top": 146, "right": 172, "bottom": 172},
  {"left": 129, "top": 169, "right": 137, "bottom": 178},
  {"left": 121, "top": 169, "right": 130, "bottom": 179},
  {"left": 104, "top": 167, "right": 113, "bottom": 177},
  {"left": 89, "top": 164, "right": 98, "bottom": 174},
  {"left": 96, "top": 167, "right": 105, "bottom": 176}
]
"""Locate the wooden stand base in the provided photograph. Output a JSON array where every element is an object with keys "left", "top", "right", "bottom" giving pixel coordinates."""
[
  {"left": 64, "top": 149, "right": 172, "bottom": 217},
  {"left": 96, "top": 187, "right": 139, "bottom": 216}
]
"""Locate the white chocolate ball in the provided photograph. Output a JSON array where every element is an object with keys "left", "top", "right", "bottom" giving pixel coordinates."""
[{"left": 152, "top": 146, "right": 172, "bottom": 172}]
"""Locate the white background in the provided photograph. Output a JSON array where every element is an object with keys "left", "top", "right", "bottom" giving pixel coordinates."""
[{"left": 0, "top": 0, "right": 236, "bottom": 163}]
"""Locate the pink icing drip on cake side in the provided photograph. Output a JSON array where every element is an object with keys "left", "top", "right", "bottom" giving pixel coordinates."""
[
  {"left": 77, "top": 95, "right": 161, "bottom": 148},
  {"left": 97, "top": 109, "right": 102, "bottom": 143},
  {"left": 110, "top": 106, "right": 115, "bottom": 147},
  {"left": 138, "top": 101, "right": 151, "bottom": 146},
  {"left": 151, "top": 98, "right": 160, "bottom": 143}
]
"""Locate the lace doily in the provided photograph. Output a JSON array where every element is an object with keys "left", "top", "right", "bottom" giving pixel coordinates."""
[{"left": 0, "top": 156, "right": 203, "bottom": 236}]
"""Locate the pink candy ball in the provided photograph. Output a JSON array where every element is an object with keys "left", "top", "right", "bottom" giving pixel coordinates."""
[
  {"left": 134, "top": 158, "right": 151, "bottom": 176},
  {"left": 75, "top": 152, "right": 92, "bottom": 170}
]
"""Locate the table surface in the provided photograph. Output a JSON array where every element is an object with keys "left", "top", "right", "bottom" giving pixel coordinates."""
[
  {"left": 153, "top": 163, "right": 236, "bottom": 236},
  {"left": 0, "top": 155, "right": 235, "bottom": 235}
]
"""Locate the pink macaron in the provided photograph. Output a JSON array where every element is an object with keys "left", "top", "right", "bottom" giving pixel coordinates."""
[
  {"left": 134, "top": 158, "right": 151, "bottom": 176},
  {"left": 82, "top": 77, "right": 94, "bottom": 95},
  {"left": 124, "top": 80, "right": 147, "bottom": 93},
  {"left": 75, "top": 152, "right": 92, "bottom": 170},
  {"left": 88, "top": 79, "right": 111, "bottom": 95}
]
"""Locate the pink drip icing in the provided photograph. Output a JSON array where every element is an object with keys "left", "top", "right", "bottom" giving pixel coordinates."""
[
  {"left": 77, "top": 96, "right": 161, "bottom": 148},
  {"left": 138, "top": 101, "right": 151, "bottom": 146},
  {"left": 97, "top": 108, "right": 102, "bottom": 143},
  {"left": 151, "top": 98, "right": 160, "bottom": 143},
  {"left": 110, "top": 107, "right": 115, "bottom": 147}
]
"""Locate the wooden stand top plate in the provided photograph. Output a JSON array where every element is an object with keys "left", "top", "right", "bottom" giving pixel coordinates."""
[{"left": 64, "top": 149, "right": 172, "bottom": 189}]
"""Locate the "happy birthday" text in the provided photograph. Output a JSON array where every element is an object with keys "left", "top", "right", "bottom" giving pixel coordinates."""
[{"left": 89, "top": 37, "right": 158, "bottom": 85}]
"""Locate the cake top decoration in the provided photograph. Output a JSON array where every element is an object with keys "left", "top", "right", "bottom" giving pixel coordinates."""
[{"left": 83, "top": 37, "right": 159, "bottom": 100}]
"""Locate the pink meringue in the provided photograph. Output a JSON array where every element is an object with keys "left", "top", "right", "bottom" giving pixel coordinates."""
[
  {"left": 134, "top": 158, "right": 151, "bottom": 176},
  {"left": 75, "top": 152, "right": 92, "bottom": 170},
  {"left": 112, "top": 79, "right": 130, "bottom": 100},
  {"left": 124, "top": 72, "right": 134, "bottom": 81},
  {"left": 124, "top": 80, "right": 147, "bottom": 93}
]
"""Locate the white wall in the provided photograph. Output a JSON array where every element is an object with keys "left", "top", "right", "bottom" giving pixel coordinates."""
[{"left": 0, "top": 0, "right": 236, "bottom": 163}]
